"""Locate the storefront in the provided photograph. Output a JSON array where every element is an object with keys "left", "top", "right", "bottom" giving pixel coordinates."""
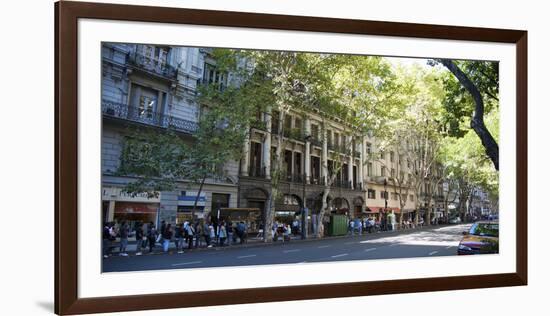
[
  {"left": 102, "top": 186, "right": 160, "bottom": 227},
  {"left": 218, "top": 208, "right": 262, "bottom": 233},
  {"left": 177, "top": 191, "right": 206, "bottom": 223}
]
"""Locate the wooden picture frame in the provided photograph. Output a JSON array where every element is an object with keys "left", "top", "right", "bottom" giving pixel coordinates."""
[{"left": 55, "top": 1, "right": 527, "bottom": 314}]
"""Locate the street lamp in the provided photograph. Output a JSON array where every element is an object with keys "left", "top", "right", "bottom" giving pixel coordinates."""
[
  {"left": 302, "top": 135, "right": 312, "bottom": 240},
  {"left": 383, "top": 178, "right": 388, "bottom": 210}
]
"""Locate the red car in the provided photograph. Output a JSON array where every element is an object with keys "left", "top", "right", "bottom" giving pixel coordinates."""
[{"left": 457, "top": 221, "right": 499, "bottom": 255}]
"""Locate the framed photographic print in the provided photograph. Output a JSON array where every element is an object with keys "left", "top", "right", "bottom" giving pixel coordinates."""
[{"left": 55, "top": 1, "right": 527, "bottom": 315}]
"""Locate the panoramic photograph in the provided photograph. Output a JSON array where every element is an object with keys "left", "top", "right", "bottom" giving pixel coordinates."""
[{"left": 100, "top": 43, "right": 500, "bottom": 272}]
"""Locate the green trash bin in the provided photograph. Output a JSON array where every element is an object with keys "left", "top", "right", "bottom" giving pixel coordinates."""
[{"left": 328, "top": 215, "right": 348, "bottom": 236}]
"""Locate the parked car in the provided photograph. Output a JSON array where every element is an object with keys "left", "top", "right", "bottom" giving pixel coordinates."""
[
  {"left": 449, "top": 217, "right": 461, "bottom": 224},
  {"left": 457, "top": 221, "right": 499, "bottom": 255}
]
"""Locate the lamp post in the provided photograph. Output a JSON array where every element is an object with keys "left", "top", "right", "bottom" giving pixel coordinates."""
[
  {"left": 302, "top": 135, "right": 312, "bottom": 240},
  {"left": 384, "top": 178, "right": 388, "bottom": 210}
]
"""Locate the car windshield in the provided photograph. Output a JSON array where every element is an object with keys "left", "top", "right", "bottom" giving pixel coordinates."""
[{"left": 469, "top": 223, "right": 499, "bottom": 237}]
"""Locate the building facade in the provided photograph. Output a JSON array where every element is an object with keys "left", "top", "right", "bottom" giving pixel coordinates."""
[{"left": 101, "top": 43, "right": 422, "bottom": 230}]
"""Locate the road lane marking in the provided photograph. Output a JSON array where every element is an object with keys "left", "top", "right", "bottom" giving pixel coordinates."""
[
  {"left": 331, "top": 253, "right": 349, "bottom": 258},
  {"left": 237, "top": 254, "right": 257, "bottom": 259},
  {"left": 171, "top": 261, "right": 202, "bottom": 266},
  {"left": 365, "top": 248, "right": 377, "bottom": 252},
  {"left": 389, "top": 244, "right": 398, "bottom": 247},
  {"left": 446, "top": 246, "right": 454, "bottom": 249},
  {"left": 318, "top": 245, "right": 330, "bottom": 249},
  {"left": 429, "top": 251, "right": 439, "bottom": 256},
  {"left": 283, "top": 249, "right": 301, "bottom": 253}
]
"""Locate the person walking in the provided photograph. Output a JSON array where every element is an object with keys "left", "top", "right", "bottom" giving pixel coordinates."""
[
  {"left": 175, "top": 224, "right": 185, "bottom": 254},
  {"left": 118, "top": 221, "right": 129, "bottom": 256},
  {"left": 162, "top": 224, "right": 173, "bottom": 253},
  {"left": 194, "top": 221, "right": 202, "bottom": 248},
  {"left": 146, "top": 222, "right": 157, "bottom": 253},
  {"left": 208, "top": 223, "right": 215, "bottom": 248},
  {"left": 226, "top": 218, "right": 233, "bottom": 246},
  {"left": 135, "top": 221, "right": 144, "bottom": 256},
  {"left": 202, "top": 221, "right": 211, "bottom": 247},
  {"left": 102, "top": 222, "right": 114, "bottom": 258},
  {"left": 218, "top": 222, "right": 227, "bottom": 246},
  {"left": 185, "top": 221, "right": 195, "bottom": 250}
]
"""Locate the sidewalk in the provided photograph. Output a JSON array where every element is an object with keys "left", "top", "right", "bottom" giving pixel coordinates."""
[{"left": 105, "top": 224, "right": 456, "bottom": 257}]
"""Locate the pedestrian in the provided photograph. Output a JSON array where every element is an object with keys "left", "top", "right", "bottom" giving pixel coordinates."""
[
  {"left": 349, "top": 219, "right": 355, "bottom": 236},
  {"left": 185, "top": 221, "right": 195, "bottom": 249},
  {"left": 208, "top": 224, "right": 215, "bottom": 248},
  {"left": 194, "top": 221, "right": 202, "bottom": 248},
  {"left": 146, "top": 222, "right": 157, "bottom": 253},
  {"left": 118, "top": 221, "right": 129, "bottom": 256},
  {"left": 135, "top": 221, "right": 144, "bottom": 256},
  {"left": 175, "top": 224, "right": 185, "bottom": 254},
  {"left": 218, "top": 221, "right": 227, "bottom": 246},
  {"left": 202, "top": 221, "right": 211, "bottom": 247},
  {"left": 162, "top": 223, "right": 173, "bottom": 253},
  {"left": 354, "top": 218, "right": 362, "bottom": 235},
  {"left": 102, "top": 222, "right": 114, "bottom": 258},
  {"left": 226, "top": 217, "right": 233, "bottom": 246}
]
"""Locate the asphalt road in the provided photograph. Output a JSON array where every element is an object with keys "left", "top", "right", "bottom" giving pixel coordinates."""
[{"left": 102, "top": 224, "right": 471, "bottom": 272}]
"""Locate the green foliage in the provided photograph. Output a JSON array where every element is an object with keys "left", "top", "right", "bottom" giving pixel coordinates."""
[
  {"left": 437, "top": 108, "right": 499, "bottom": 196},
  {"left": 435, "top": 60, "right": 499, "bottom": 137}
]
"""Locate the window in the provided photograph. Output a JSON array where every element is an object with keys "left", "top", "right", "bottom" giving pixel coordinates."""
[
  {"left": 381, "top": 166, "right": 386, "bottom": 177},
  {"left": 366, "top": 142, "right": 372, "bottom": 155},
  {"left": 391, "top": 168, "right": 396, "bottom": 178},
  {"left": 367, "top": 163, "right": 373, "bottom": 177},
  {"left": 410, "top": 194, "right": 414, "bottom": 201},
  {"left": 390, "top": 151, "right": 395, "bottom": 162},
  {"left": 271, "top": 111, "right": 280, "bottom": 133},
  {"left": 368, "top": 189, "right": 376, "bottom": 199},
  {"left": 138, "top": 95, "right": 155, "bottom": 118},
  {"left": 212, "top": 193, "right": 230, "bottom": 212},
  {"left": 391, "top": 192, "right": 398, "bottom": 200},
  {"left": 203, "top": 64, "right": 227, "bottom": 90},
  {"left": 381, "top": 191, "right": 388, "bottom": 199},
  {"left": 311, "top": 124, "right": 319, "bottom": 141}
]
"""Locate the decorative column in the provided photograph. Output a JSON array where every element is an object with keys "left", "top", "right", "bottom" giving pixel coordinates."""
[
  {"left": 304, "top": 117, "right": 311, "bottom": 184},
  {"left": 240, "top": 127, "right": 251, "bottom": 176},
  {"left": 263, "top": 108, "right": 272, "bottom": 179},
  {"left": 321, "top": 125, "right": 328, "bottom": 184}
]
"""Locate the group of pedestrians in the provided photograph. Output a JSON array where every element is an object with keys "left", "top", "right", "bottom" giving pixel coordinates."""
[{"left": 103, "top": 219, "right": 250, "bottom": 258}]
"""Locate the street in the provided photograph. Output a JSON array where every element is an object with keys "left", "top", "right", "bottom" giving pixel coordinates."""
[{"left": 103, "top": 224, "right": 470, "bottom": 272}]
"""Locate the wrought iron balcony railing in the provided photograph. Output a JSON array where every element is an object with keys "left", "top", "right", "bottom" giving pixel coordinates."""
[
  {"left": 309, "top": 137, "right": 322, "bottom": 147},
  {"left": 127, "top": 52, "right": 177, "bottom": 79},
  {"left": 102, "top": 100, "right": 198, "bottom": 134}
]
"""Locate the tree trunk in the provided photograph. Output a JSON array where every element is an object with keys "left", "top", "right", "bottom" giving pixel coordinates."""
[
  {"left": 264, "top": 189, "right": 276, "bottom": 243},
  {"left": 191, "top": 174, "right": 207, "bottom": 219},
  {"left": 317, "top": 186, "right": 330, "bottom": 238},
  {"left": 439, "top": 59, "right": 499, "bottom": 170}
]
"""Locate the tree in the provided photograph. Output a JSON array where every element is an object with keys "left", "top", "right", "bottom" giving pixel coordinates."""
[
  {"left": 434, "top": 59, "right": 499, "bottom": 170},
  {"left": 437, "top": 108, "right": 499, "bottom": 221},
  {"left": 117, "top": 77, "right": 261, "bottom": 219}
]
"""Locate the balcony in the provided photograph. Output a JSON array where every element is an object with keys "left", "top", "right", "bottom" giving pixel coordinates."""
[
  {"left": 331, "top": 179, "right": 353, "bottom": 189},
  {"left": 284, "top": 173, "right": 306, "bottom": 183},
  {"left": 127, "top": 52, "right": 177, "bottom": 80},
  {"left": 248, "top": 166, "right": 266, "bottom": 179},
  {"left": 102, "top": 100, "right": 198, "bottom": 134},
  {"left": 309, "top": 137, "right": 322, "bottom": 147},
  {"left": 250, "top": 120, "right": 268, "bottom": 132}
]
